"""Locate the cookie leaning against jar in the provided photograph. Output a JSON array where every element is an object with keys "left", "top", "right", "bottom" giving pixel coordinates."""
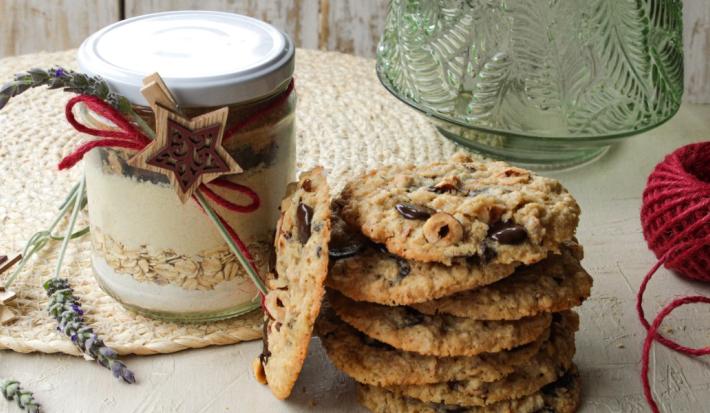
[
  {"left": 252, "top": 167, "right": 332, "bottom": 399},
  {"left": 339, "top": 152, "right": 580, "bottom": 265}
]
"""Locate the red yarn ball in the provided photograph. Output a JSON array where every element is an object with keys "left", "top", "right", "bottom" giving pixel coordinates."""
[{"left": 641, "top": 141, "right": 710, "bottom": 281}]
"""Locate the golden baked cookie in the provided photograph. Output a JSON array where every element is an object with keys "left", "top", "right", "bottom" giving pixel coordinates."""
[
  {"left": 316, "top": 308, "right": 548, "bottom": 386},
  {"left": 329, "top": 290, "right": 551, "bottom": 357},
  {"left": 253, "top": 167, "right": 332, "bottom": 399},
  {"left": 412, "top": 244, "right": 591, "bottom": 320},
  {"left": 339, "top": 153, "right": 580, "bottom": 265}
]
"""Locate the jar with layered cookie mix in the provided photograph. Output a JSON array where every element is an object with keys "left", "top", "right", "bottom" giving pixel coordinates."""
[{"left": 76, "top": 11, "right": 295, "bottom": 321}]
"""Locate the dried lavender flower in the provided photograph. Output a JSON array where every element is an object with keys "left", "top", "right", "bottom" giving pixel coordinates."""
[
  {"left": 0, "top": 67, "right": 131, "bottom": 113},
  {"left": 43, "top": 278, "right": 135, "bottom": 384},
  {"left": 0, "top": 379, "right": 40, "bottom": 413}
]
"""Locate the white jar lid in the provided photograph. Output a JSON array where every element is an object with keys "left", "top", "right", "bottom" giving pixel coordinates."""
[{"left": 77, "top": 10, "right": 294, "bottom": 107}]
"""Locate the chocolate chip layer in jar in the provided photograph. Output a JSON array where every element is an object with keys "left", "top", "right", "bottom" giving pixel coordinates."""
[{"left": 77, "top": 11, "right": 295, "bottom": 321}]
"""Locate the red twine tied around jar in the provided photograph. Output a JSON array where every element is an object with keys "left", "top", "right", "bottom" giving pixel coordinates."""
[
  {"left": 638, "top": 141, "right": 710, "bottom": 413},
  {"left": 59, "top": 80, "right": 295, "bottom": 302}
]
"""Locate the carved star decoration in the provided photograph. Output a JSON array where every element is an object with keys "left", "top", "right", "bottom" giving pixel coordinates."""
[{"left": 128, "top": 76, "right": 242, "bottom": 203}]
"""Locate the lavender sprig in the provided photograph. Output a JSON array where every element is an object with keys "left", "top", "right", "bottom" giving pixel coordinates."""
[
  {"left": 41, "top": 177, "right": 135, "bottom": 384},
  {"left": 0, "top": 67, "right": 155, "bottom": 139},
  {"left": 0, "top": 379, "right": 40, "bottom": 413},
  {"left": 0, "top": 67, "right": 131, "bottom": 113},
  {"left": 44, "top": 278, "right": 135, "bottom": 384}
]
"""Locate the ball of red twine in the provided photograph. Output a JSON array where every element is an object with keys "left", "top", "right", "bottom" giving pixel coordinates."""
[
  {"left": 637, "top": 141, "right": 710, "bottom": 413},
  {"left": 641, "top": 141, "right": 710, "bottom": 279}
]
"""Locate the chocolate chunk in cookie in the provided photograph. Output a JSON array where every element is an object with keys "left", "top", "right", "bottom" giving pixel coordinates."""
[
  {"left": 252, "top": 167, "right": 331, "bottom": 399},
  {"left": 339, "top": 153, "right": 580, "bottom": 265}
]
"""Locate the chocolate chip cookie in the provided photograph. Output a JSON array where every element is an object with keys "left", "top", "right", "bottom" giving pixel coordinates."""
[
  {"left": 253, "top": 167, "right": 332, "bottom": 399},
  {"left": 339, "top": 153, "right": 580, "bottom": 265},
  {"left": 412, "top": 244, "right": 592, "bottom": 320},
  {"left": 328, "top": 290, "right": 551, "bottom": 357},
  {"left": 387, "top": 311, "right": 578, "bottom": 406},
  {"left": 357, "top": 366, "right": 581, "bottom": 413},
  {"left": 537, "top": 366, "right": 582, "bottom": 413},
  {"left": 316, "top": 308, "right": 548, "bottom": 386},
  {"left": 327, "top": 212, "right": 519, "bottom": 305}
]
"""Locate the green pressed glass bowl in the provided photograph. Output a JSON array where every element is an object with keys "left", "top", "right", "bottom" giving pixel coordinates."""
[{"left": 377, "top": 0, "right": 684, "bottom": 168}]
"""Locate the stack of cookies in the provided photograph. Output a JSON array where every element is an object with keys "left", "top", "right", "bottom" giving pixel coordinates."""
[{"left": 317, "top": 153, "right": 592, "bottom": 412}]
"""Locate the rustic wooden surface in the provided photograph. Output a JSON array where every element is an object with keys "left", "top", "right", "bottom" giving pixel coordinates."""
[
  {"left": 0, "top": 0, "right": 708, "bottom": 103},
  {"left": 124, "top": 0, "right": 389, "bottom": 56},
  {"left": 123, "top": 0, "right": 321, "bottom": 50},
  {"left": 319, "top": 0, "right": 389, "bottom": 57},
  {"left": 0, "top": 0, "right": 119, "bottom": 57},
  {"left": 684, "top": 0, "right": 710, "bottom": 103}
]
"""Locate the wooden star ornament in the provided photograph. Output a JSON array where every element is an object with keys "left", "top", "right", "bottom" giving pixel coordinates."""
[{"left": 129, "top": 74, "right": 242, "bottom": 203}]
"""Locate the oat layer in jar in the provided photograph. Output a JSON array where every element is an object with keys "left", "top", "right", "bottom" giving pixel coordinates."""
[{"left": 76, "top": 11, "right": 295, "bottom": 322}]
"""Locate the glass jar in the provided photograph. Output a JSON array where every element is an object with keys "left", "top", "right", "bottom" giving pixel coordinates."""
[{"left": 76, "top": 11, "right": 295, "bottom": 322}]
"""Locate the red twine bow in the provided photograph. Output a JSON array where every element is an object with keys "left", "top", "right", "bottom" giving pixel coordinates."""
[
  {"left": 60, "top": 80, "right": 295, "bottom": 300},
  {"left": 60, "top": 95, "right": 151, "bottom": 170}
]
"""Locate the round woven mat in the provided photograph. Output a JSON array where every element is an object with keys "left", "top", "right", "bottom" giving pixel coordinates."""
[{"left": 0, "top": 48, "right": 458, "bottom": 356}]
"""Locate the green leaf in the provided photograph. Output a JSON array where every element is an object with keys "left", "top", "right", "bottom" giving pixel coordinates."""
[{"left": 27, "top": 68, "right": 49, "bottom": 83}]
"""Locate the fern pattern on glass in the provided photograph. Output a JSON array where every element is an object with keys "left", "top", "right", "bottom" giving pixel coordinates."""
[{"left": 377, "top": 0, "right": 683, "bottom": 138}]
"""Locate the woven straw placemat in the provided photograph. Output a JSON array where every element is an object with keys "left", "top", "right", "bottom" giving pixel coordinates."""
[{"left": 0, "top": 48, "right": 458, "bottom": 356}]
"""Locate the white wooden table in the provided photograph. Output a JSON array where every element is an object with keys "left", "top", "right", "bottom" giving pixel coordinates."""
[{"left": 0, "top": 103, "right": 709, "bottom": 413}]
